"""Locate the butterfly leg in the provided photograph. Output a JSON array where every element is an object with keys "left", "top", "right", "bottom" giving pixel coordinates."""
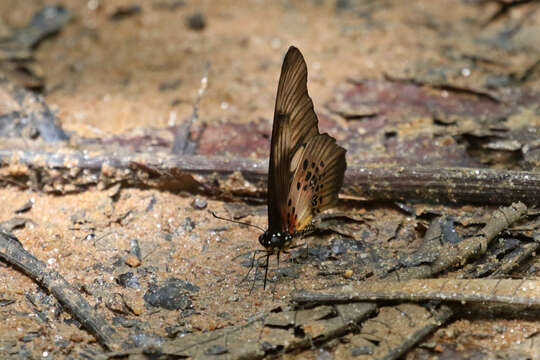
[
  {"left": 263, "top": 252, "right": 271, "bottom": 290},
  {"left": 249, "top": 253, "right": 268, "bottom": 294},
  {"left": 271, "top": 251, "right": 280, "bottom": 299},
  {"left": 240, "top": 249, "right": 264, "bottom": 286},
  {"left": 249, "top": 264, "right": 258, "bottom": 295}
]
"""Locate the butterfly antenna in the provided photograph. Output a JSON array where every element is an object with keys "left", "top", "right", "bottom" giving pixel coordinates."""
[{"left": 210, "top": 210, "right": 265, "bottom": 232}]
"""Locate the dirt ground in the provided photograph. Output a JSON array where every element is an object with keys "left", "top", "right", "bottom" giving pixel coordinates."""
[{"left": 0, "top": 0, "right": 539, "bottom": 359}]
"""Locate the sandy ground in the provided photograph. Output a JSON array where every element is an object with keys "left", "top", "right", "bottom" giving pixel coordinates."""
[{"left": 0, "top": 0, "right": 539, "bottom": 359}]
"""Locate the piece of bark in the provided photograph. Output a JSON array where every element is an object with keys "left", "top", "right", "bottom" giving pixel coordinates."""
[
  {"left": 0, "top": 145, "right": 538, "bottom": 205},
  {"left": 0, "top": 231, "right": 122, "bottom": 351}
]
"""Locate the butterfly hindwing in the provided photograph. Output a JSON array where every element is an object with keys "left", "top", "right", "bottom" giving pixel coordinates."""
[
  {"left": 268, "top": 47, "right": 319, "bottom": 233},
  {"left": 286, "top": 134, "right": 346, "bottom": 233}
]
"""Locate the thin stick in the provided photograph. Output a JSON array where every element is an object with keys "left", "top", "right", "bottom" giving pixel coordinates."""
[
  {"left": 0, "top": 231, "right": 122, "bottom": 351},
  {"left": 172, "top": 63, "right": 209, "bottom": 155}
]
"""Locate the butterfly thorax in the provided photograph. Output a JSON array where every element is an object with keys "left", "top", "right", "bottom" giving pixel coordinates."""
[{"left": 258, "top": 230, "right": 293, "bottom": 254}]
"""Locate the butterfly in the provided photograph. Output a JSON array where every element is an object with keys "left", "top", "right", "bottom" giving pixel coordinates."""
[{"left": 256, "top": 46, "right": 347, "bottom": 289}]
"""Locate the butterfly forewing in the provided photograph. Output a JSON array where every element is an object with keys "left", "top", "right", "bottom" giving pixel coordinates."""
[{"left": 268, "top": 47, "right": 319, "bottom": 233}]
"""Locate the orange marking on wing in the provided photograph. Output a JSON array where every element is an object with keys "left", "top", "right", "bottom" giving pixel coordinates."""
[{"left": 288, "top": 212, "right": 297, "bottom": 234}]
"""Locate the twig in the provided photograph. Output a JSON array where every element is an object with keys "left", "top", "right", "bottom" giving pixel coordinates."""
[
  {"left": 172, "top": 63, "right": 209, "bottom": 155},
  {"left": 0, "top": 231, "right": 122, "bottom": 351},
  {"left": 491, "top": 241, "right": 540, "bottom": 277}
]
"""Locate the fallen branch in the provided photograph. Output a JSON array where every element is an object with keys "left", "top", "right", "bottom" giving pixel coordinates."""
[
  {"left": 292, "top": 279, "right": 540, "bottom": 307},
  {"left": 0, "top": 230, "right": 122, "bottom": 351},
  {"left": 0, "top": 146, "right": 538, "bottom": 205},
  {"left": 343, "top": 167, "right": 539, "bottom": 206}
]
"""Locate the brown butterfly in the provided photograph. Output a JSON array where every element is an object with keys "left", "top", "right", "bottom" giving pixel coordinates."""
[{"left": 257, "top": 46, "right": 347, "bottom": 289}]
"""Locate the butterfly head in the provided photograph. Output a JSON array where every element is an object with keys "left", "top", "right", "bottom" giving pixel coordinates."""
[{"left": 258, "top": 230, "right": 292, "bottom": 253}]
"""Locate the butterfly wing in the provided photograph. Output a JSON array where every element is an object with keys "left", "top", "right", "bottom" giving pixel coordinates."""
[
  {"left": 268, "top": 46, "right": 346, "bottom": 235},
  {"left": 267, "top": 46, "right": 319, "bottom": 232},
  {"left": 285, "top": 134, "right": 346, "bottom": 233}
]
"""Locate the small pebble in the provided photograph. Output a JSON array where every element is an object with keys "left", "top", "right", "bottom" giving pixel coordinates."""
[
  {"left": 182, "top": 217, "right": 196, "bottom": 232},
  {"left": 186, "top": 12, "right": 205, "bottom": 30},
  {"left": 351, "top": 346, "right": 373, "bottom": 356},
  {"left": 343, "top": 269, "right": 353, "bottom": 278},
  {"left": 116, "top": 272, "right": 141, "bottom": 289},
  {"left": 130, "top": 239, "right": 142, "bottom": 261},
  {"left": 124, "top": 296, "right": 145, "bottom": 316},
  {"left": 191, "top": 197, "right": 207, "bottom": 210},
  {"left": 69, "top": 332, "right": 84, "bottom": 343},
  {"left": 125, "top": 254, "right": 141, "bottom": 267},
  {"left": 205, "top": 344, "right": 227, "bottom": 355}
]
